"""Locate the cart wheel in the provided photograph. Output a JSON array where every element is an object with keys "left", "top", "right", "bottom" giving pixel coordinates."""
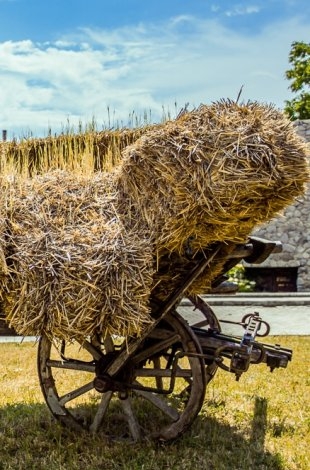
[{"left": 38, "top": 312, "right": 207, "bottom": 442}]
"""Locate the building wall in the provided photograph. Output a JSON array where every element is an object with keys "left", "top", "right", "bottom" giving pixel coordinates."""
[{"left": 247, "top": 120, "right": 310, "bottom": 291}]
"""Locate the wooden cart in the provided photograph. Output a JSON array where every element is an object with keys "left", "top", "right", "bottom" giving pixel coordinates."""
[{"left": 37, "top": 237, "right": 292, "bottom": 442}]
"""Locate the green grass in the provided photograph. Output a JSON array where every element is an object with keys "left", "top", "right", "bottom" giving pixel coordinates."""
[{"left": 0, "top": 336, "right": 309, "bottom": 470}]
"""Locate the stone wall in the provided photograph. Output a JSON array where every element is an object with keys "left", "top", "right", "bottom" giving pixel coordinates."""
[{"left": 247, "top": 120, "right": 310, "bottom": 291}]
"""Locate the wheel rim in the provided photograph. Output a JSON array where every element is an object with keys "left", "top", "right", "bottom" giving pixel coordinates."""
[{"left": 37, "top": 312, "right": 207, "bottom": 442}]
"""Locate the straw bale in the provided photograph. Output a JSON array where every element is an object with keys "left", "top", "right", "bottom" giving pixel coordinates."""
[
  {"left": 0, "top": 100, "right": 309, "bottom": 340},
  {"left": 119, "top": 100, "right": 309, "bottom": 298},
  {"left": 0, "top": 171, "right": 154, "bottom": 340}
]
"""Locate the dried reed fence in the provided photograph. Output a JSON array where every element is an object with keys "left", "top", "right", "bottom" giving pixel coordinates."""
[
  {"left": 0, "top": 100, "right": 309, "bottom": 340},
  {"left": 0, "top": 126, "right": 153, "bottom": 177}
]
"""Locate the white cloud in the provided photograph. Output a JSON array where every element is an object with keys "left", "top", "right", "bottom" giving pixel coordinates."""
[
  {"left": 0, "top": 14, "right": 308, "bottom": 137},
  {"left": 225, "top": 5, "right": 260, "bottom": 17}
]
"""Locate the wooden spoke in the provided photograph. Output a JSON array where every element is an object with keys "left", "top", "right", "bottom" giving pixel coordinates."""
[
  {"left": 38, "top": 312, "right": 212, "bottom": 442},
  {"left": 46, "top": 359, "right": 95, "bottom": 373},
  {"left": 59, "top": 381, "right": 95, "bottom": 406},
  {"left": 134, "top": 386, "right": 180, "bottom": 421},
  {"left": 89, "top": 391, "right": 113, "bottom": 434},
  {"left": 121, "top": 398, "right": 141, "bottom": 442},
  {"left": 153, "top": 357, "right": 163, "bottom": 389},
  {"left": 132, "top": 334, "right": 180, "bottom": 364}
]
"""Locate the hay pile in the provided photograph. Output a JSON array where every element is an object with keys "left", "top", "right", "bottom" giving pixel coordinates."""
[
  {"left": 119, "top": 100, "right": 309, "bottom": 299},
  {"left": 0, "top": 172, "right": 154, "bottom": 339},
  {"left": 0, "top": 100, "right": 309, "bottom": 340}
]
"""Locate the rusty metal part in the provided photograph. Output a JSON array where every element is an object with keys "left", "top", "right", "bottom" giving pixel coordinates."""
[
  {"left": 219, "top": 313, "right": 271, "bottom": 337},
  {"left": 194, "top": 326, "right": 292, "bottom": 375}
]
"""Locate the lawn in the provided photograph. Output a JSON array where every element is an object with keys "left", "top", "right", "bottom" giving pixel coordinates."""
[{"left": 0, "top": 335, "right": 309, "bottom": 470}]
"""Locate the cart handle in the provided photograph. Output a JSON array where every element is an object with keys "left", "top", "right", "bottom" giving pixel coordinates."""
[{"left": 228, "top": 237, "right": 282, "bottom": 264}]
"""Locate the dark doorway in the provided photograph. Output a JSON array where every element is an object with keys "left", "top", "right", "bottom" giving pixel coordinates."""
[
  {"left": 0, "top": 314, "right": 17, "bottom": 336},
  {"left": 244, "top": 267, "right": 298, "bottom": 292}
]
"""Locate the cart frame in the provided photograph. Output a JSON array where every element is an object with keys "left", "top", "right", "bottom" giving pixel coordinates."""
[{"left": 37, "top": 237, "right": 292, "bottom": 441}]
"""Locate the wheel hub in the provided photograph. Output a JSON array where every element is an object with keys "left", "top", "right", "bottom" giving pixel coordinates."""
[{"left": 94, "top": 354, "right": 135, "bottom": 393}]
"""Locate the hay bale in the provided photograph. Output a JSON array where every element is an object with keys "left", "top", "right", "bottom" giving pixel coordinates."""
[
  {"left": 0, "top": 100, "right": 309, "bottom": 340},
  {"left": 119, "top": 100, "right": 309, "bottom": 298},
  {"left": 0, "top": 171, "right": 154, "bottom": 340}
]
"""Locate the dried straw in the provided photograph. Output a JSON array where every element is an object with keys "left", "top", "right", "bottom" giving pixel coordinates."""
[
  {"left": 119, "top": 100, "right": 309, "bottom": 298},
  {"left": 0, "top": 126, "right": 153, "bottom": 177},
  {"left": 0, "top": 171, "right": 154, "bottom": 340},
  {"left": 0, "top": 100, "right": 309, "bottom": 340}
]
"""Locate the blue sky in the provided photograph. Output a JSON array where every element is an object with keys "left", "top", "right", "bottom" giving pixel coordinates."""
[{"left": 0, "top": 0, "right": 309, "bottom": 138}]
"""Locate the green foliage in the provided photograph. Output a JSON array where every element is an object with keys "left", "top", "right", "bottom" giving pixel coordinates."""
[
  {"left": 284, "top": 41, "right": 310, "bottom": 120},
  {"left": 284, "top": 93, "right": 310, "bottom": 120},
  {"left": 227, "top": 264, "right": 256, "bottom": 292}
]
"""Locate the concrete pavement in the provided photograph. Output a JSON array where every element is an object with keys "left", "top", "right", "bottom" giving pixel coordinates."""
[{"left": 178, "top": 293, "right": 310, "bottom": 336}]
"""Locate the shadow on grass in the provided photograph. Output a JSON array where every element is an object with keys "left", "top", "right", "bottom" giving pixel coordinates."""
[
  {"left": 250, "top": 397, "right": 268, "bottom": 448},
  {"left": 0, "top": 397, "right": 284, "bottom": 470}
]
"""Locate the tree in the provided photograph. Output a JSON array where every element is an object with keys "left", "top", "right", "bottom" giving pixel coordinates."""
[{"left": 284, "top": 41, "right": 310, "bottom": 120}]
